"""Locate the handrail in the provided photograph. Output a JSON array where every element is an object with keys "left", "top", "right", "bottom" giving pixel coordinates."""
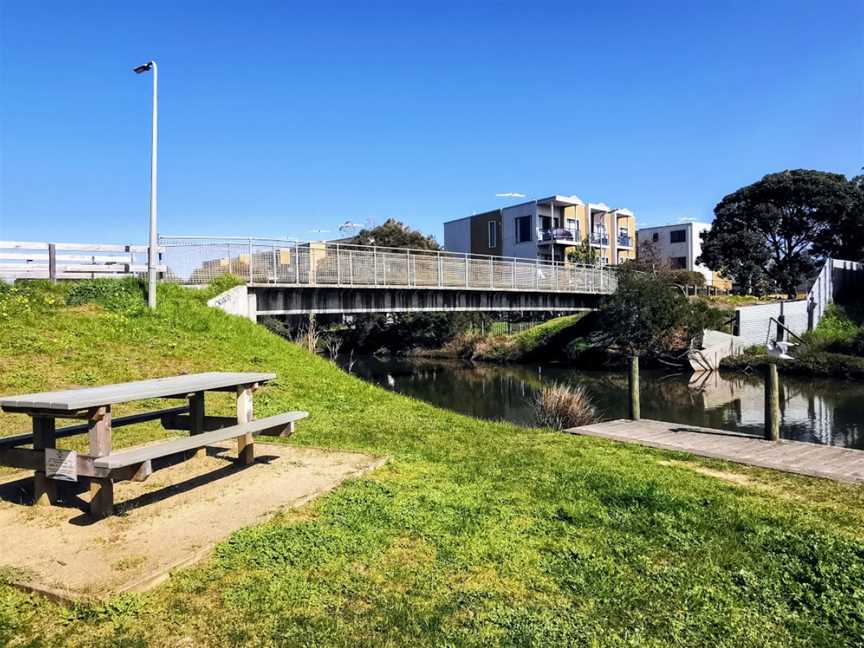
[
  {"left": 159, "top": 236, "right": 611, "bottom": 271},
  {"left": 158, "top": 236, "right": 619, "bottom": 293},
  {"left": 766, "top": 316, "right": 807, "bottom": 346}
]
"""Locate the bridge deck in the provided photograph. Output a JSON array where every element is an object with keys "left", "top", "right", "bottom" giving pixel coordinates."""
[{"left": 567, "top": 418, "right": 864, "bottom": 483}]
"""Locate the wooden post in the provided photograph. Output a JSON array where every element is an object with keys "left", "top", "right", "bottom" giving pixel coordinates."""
[
  {"left": 189, "top": 391, "right": 206, "bottom": 458},
  {"left": 32, "top": 416, "right": 57, "bottom": 505},
  {"left": 236, "top": 385, "right": 255, "bottom": 465},
  {"left": 88, "top": 406, "right": 113, "bottom": 519},
  {"left": 48, "top": 244, "right": 57, "bottom": 283},
  {"left": 628, "top": 355, "right": 641, "bottom": 420},
  {"left": 764, "top": 363, "right": 781, "bottom": 441}
]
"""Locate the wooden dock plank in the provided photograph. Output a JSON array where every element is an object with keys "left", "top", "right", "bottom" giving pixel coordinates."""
[{"left": 568, "top": 419, "right": 864, "bottom": 484}]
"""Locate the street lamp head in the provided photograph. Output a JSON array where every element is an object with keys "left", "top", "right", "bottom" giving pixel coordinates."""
[{"left": 133, "top": 62, "right": 154, "bottom": 74}]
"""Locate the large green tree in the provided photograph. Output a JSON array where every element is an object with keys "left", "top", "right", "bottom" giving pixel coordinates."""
[
  {"left": 599, "top": 269, "right": 710, "bottom": 358},
  {"left": 698, "top": 170, "right": 861, "bottom": 297},
  {"left": 345, "top": 219, "right": 476, "bottom": 352},
  {"left": 351, "top": 218, "right": 440, "bottom": 250}
]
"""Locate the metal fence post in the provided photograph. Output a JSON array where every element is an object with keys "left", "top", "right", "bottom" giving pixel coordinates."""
[
  {"left": 248, "top": 238, "right": 253, "bottom": 283},
  {"left": 336, "top": 243, "right": 341, "bottom": 286},
  {"left": 271, "top": 244, "right": 277, "bottom": 283},
  {"left": 511, "top": 258, "right": 516, "bottom": 289},
  {"left": 465, "top": 253, "right": 469, "bottom": 288},
  {"left": 295, "top": 244, "right": 299, "bottom": 284},
  {"left": 489, "top": 257, "right": 494, "bottom": 288},
  {"left": 535, "top": 259, "right": 539, "bottom": 289},
  {"left": 438, "top": 253, "right": 443, "bottom": 287}
]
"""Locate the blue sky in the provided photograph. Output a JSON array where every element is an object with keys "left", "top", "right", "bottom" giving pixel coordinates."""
[{"left": 1, "top": 1, "right": 862, "bottom": 244}]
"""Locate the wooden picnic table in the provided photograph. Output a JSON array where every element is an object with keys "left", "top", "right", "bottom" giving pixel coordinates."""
[{"left": 0, "top": 372, "right": 307, "bottom": 518}]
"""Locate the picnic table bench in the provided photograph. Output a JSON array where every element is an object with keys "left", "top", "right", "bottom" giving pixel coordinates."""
[{"left": 0, "top": 372, "right": 308, "bottom": 519}]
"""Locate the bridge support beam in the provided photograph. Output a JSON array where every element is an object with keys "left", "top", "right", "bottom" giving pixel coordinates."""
[{"left": 251, "top": 286, "right": 601, "bottom": 317}]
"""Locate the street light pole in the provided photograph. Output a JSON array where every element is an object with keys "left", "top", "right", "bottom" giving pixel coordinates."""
[{"left": 133, "top": 60, "right": 158, "bottom": 309}]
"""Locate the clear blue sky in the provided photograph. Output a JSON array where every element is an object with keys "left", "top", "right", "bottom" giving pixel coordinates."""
[{"left": 1, "top": 1, "right": 862, "bottom": 244}]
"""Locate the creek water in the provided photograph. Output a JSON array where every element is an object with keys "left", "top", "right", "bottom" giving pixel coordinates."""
[{"left": 341, "top": 355, "right": 864, "bottom": 450}]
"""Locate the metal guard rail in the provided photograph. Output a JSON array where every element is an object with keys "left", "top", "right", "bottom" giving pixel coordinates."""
[{"left": 159, "top": 237, "right": 618, "bottom": 294}]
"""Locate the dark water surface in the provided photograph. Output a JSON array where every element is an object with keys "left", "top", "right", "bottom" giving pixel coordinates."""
[{"left": 341, "top": 355, "right": 864, "bottom": 449}]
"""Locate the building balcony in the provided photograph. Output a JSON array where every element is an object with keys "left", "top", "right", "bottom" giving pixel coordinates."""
[
  {"left": 538, "top": 226, "right": 579, "bottom": 244},
  {"left": 590, "top": 232, "right": 609, "bottom": 247},
  {"left": 617, "top": 234, "right": 632, "bottom": 248}
]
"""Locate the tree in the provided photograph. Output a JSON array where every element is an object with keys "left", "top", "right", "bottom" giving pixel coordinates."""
[
  {"left": 345, "top": 219, "right": 472, "bottom": 352},
  {"left": 634, "top": 239, "right": 664, "bottom": 271},
  {"left": 352, "top": 218, "right": 440, "bottom": 250},
  {"left": 698, "top": 170, "right": 860, "bottom": 297},
  {"left": 600, "top": 269, "right": 707, "bottom": 356},
  {"left": 828, "top": 175, "right": 864, "bottom": 262},
  {"left": 566, "top": 239, "right": 598, "bottom": 265}
]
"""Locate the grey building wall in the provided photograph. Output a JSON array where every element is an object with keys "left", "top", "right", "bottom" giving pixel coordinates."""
[
  {"left": 501, "top": 203, "right": 538, "bottom": 259},
  {"left": 443, "top": 217, "right": 472, "bottom": 254}
]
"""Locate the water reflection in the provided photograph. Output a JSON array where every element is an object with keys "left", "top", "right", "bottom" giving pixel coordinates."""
[{"left": 342, "top": 356, "right": 864, "bottom": 449}]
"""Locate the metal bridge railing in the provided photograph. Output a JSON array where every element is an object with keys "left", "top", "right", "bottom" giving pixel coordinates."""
[{"left": 158, "top": 237, "right": 618, "bottom": 294}]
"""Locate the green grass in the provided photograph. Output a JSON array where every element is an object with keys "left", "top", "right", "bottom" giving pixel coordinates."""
[
  {"left": 1, "top": 281, "right": 864, "bottom": 647},
  {"left": 474, "top": 315, "right": 588, "bottom": 362}
]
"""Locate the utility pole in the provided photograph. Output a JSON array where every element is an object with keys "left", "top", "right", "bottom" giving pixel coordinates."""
[{"left": 133, "top": 60, "right": 158, "bottom": 309}]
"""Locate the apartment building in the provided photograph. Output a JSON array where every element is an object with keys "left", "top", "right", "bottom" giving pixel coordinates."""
[
  {"left": 443, "top": 194, "right": 636, "bottom": 265},
  {"left": 636, "top": 222, "right": 730, "bottom": 288}
]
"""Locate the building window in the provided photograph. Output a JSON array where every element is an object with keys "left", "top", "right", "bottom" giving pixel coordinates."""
[
  {"left": 488, "top": 221, "right": 497, "bottom": 248},
  {"left": 652, "top": 232, "right": 659, "bottom": 243},
  {"left": 670, "top": 229, "right": 686, "bottom": 243},
  {"left": 516, "top": 216, "right": 532, "bottom": 243},
  {"left": 669, "top": 256, "right": 687, "bottom": 269}
]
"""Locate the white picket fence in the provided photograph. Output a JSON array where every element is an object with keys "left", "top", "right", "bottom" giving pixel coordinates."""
[{"left": 0, "top": 241, "right": 165, "bottom": 281}]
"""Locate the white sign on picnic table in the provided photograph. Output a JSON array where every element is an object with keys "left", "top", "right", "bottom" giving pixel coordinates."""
[{"left": 45, "top": 448, "right": 78, "bottom": 482}]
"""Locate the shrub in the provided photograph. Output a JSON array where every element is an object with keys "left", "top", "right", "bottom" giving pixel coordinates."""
[
  {"left": 803, "top": 304, "right": 864, "bottom": 356},
  {"left": 66, "top": 278, "right": 147, "bottom": 314},
  {"left": 532, "top": 383, "right": 598, "bottom": 430}
]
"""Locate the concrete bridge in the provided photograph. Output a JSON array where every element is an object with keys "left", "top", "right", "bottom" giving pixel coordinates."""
[{"left": 161, "top": 237, "right": 618, "bottom": 318}]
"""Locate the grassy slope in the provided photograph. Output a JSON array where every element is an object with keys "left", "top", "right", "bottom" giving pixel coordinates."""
[
  {"left": 1, "top": 282, "right": 864, "bottom": 647},
  {"left": 474, "top": 315, "right": 588, "bottom": 362}
]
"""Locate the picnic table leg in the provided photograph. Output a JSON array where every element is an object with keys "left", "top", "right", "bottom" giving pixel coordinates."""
[
  {"left": 236, "top": 385, "right": 254, "bottom": 465},
  {"left": 189, "top": 391, "right": 206, "bottom": 458},
  {"left": 32, "top": 416, "right": 57, "bottom": 506},
  {"left": 88, "top": 406, "right": 114, "bottom": 519}
]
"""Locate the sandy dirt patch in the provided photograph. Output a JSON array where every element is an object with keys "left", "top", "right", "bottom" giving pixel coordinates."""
[{"left": 0, "top": 442, "right": 385, "bottom": 602}]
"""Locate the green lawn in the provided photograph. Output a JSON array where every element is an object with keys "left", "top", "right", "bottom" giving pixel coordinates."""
[{"left": 1, "top": 280, "right": 863, "bottom": 647}]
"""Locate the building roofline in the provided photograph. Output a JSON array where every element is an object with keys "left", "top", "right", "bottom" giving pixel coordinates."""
[{"left": 636, "top": 221, "right": 712, "bottom": 231}]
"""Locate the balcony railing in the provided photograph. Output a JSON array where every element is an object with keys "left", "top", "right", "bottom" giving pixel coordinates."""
[
  {"left": 157, "top": 237, "right": 619, "bottom": 294},
  {"left": 590, "top": 232, "right": 609, "bottom": 246},
  {"left": 617, "top": 234, "right": 632, "bottom": 248},
  {"left": 538, "top": 226, "right": 579, "bottom": 243}
]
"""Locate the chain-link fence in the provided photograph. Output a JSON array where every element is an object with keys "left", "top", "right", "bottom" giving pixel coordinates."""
[{"left": 159, "top": 237, "right": 618, "bottom": 294}]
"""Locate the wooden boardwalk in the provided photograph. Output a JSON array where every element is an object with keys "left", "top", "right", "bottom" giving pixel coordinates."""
[{"left": 568, "top": 419, "right": 864, "bottom": 484}]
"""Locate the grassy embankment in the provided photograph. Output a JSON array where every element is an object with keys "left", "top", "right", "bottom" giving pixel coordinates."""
[
  {"left": 721, "top": 304, "right": 864, "bottom": 380},
  {"left": 1, "top": 280, "right": 863, "bottom": 647},
  {"left": 445, "top": 314, "right": 590, "bottom": 363}
]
